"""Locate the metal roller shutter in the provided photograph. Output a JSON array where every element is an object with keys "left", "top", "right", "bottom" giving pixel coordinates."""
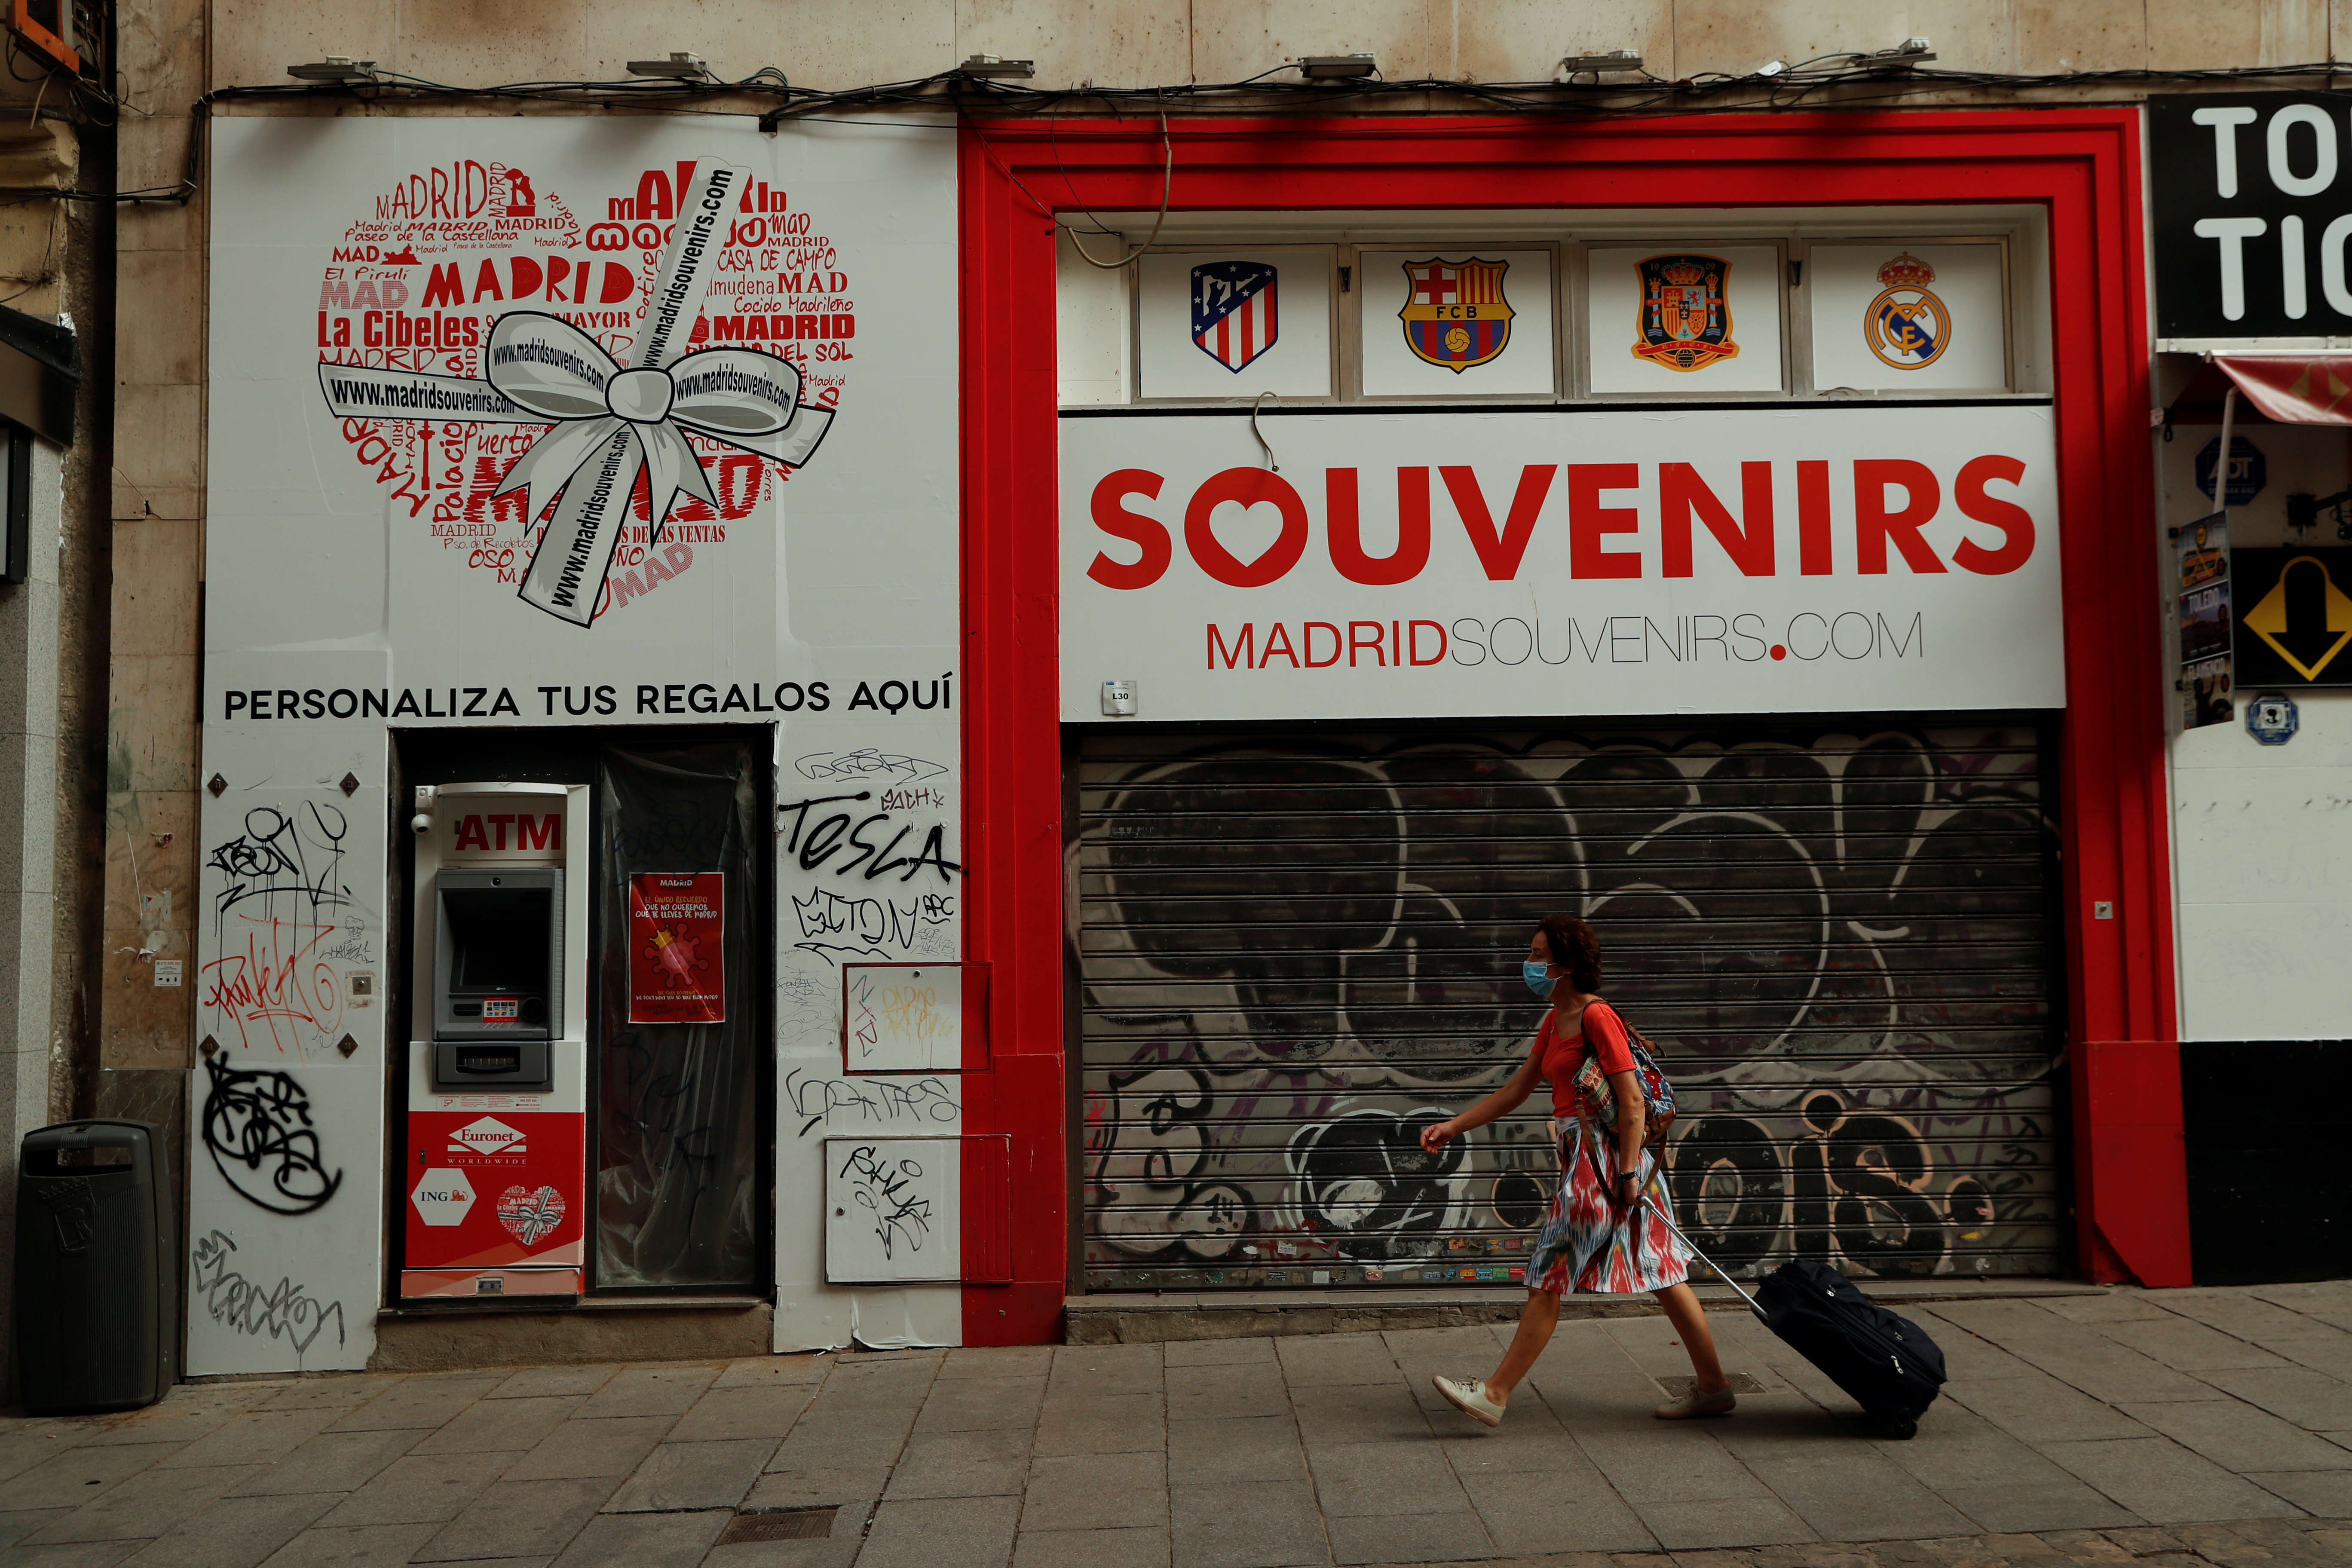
[{"left": 1078, "top": 722, "right": 2063, "bottom": 1291}]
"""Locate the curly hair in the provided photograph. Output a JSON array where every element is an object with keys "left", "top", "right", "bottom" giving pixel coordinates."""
[{"left": 1536, "top": 913, "right": 1602, "bottom": 994}]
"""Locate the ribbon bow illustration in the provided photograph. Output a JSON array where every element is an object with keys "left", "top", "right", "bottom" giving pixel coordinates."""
[{"left": 318, "top": 160, "right": 832, "bottom": 627}]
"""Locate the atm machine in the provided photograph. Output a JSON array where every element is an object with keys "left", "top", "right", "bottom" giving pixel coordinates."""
[{"left": 401, "top": 781, "right": 591, "bottom": 1300}]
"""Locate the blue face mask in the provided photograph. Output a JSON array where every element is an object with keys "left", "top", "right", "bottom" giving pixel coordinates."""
[{"left": 1523, "top": 961, "right": 1557, "bottom": 999}]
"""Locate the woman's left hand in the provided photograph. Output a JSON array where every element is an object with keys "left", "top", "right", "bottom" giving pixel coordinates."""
[{"left": 1612, "top": 1169, "right": 1642, "bottom": 1210}]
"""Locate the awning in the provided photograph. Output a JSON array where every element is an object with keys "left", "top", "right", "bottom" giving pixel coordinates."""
[{"left": 2210, "top": 354, "right": 2352, "bottom": 426}]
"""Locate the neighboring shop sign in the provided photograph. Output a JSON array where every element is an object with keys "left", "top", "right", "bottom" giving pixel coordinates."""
[
  {"left": 627, "top": 873, "right": 726, "bottom": 1023},
  {"left": 2149, "top": 92, "right": 2352, "bottom": 340},
  {"left": 2176, "top": 512, "right": 2234, "bottom": 729},
  {"left": 1060, "top": 403, "right": 2063, "bottom": 721},
  {"left": 2195, "top": 435, "right": 2266, "bottom": 506},
  {"left": 2231, "top": 546, "right": 2352, "bottom": 685}
]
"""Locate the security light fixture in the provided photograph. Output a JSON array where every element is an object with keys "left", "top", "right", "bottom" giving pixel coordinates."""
[
  {"left": 1867, "top": 37, "right": 1936, "bottom": 64},
  {"left": 626, "top": 51, "right": 714, "bottom": 80},
  {"left": 960, "top": 54, "right": 1036, "bottom": 79},
  {"left": 287, "top": 56, "right": 378, "bottom": 82},
  {"left": 1562, "top": 50, "right": 1643, "bottom": 74},
  {"left": 1298, "top": 53, "right": 1377, "bottom": 79}
]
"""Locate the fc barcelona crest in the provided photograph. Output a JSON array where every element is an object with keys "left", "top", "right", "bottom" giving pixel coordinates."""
[
  {"left": 1191, "top": 260, "right": 1280, "bottom": 373},
  {"left": 1864, "top": 252, "right": 1951, "bottom": 369},
  {"left": 1400, "top": 258, "right": 1513, "bottom": 372},
  {"left": 1632, "top": 254, "right": 1739, "bottom": 372}
]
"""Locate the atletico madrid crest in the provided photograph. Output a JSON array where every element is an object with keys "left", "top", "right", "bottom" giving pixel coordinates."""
[
  {"left": 1191, "top": 260, "right": 1280, "bottom": 373},
  {"left": 1400, "top": 258, "right": 1513, "bottom": 372},
  {"left": 1632, "top": 254, "right": 1739, "bottom": 372}
]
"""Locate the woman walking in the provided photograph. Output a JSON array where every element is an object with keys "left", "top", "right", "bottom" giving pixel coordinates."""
[{"left": 1424, "top": 914, "right": 1736, "bottom": 1425}]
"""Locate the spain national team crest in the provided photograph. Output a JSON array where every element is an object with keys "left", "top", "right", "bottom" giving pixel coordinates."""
[
  {"left": 1864, "top": 252, "right": 1951, "bottom": 369},
  {"left": 1191, "top": 260, "right": 1280, "bottom": 373},
  {"left": 1400, "top": 258, "right": 1513, "bottom": 372},
  {"left": 1632, "top": 254, "right": 1738, "bottom": 372}
]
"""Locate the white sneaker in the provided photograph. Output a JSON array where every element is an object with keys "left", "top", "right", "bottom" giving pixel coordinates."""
[{"left": 1432, "top": 1374, "right": 1504, "bottom": 1427}]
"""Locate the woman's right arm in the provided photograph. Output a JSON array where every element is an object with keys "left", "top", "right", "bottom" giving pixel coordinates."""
[{"left": 1419, "top": 1042, "right": 1544, "bottom": 1153}]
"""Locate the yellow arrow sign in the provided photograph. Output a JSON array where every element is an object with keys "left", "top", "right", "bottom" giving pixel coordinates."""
[{"left": 2243, "top": 554, "right": 2352, "bottom": 680}]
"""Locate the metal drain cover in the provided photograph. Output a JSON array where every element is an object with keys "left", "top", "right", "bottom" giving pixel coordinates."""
[{"left": 717, "top": 1506, "right": 837, "bottom": 1544}]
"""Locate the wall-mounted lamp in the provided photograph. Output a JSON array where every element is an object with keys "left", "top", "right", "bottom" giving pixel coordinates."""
[
  {"left": 1562, "top": 50, "right": 1644, "bottom": 74},
  {"left": 626, "top": 51, "right": 715, "bottom": 80},
  {"left": 1298, "top": 53, "right": 1376, "bottom": 79},
  {"left": 287, "top": 56, "right": 379, "bottom": 82},
  {"left": 960, "top": 54, "right": 1036, "bottom": 79}
]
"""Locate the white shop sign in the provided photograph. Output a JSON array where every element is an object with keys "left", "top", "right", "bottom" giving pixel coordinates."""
[{"left": 1059, "top": 404, "right": 2064, "bottom": 722}]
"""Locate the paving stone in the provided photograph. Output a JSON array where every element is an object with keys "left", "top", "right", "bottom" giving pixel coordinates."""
[
  {"left": 1279, "top": 1335, "right": 1406, "bottom": 1390},
  {"left": 1167, "top": 1417, "right": 1307, "bottom": 1487},
  {"left": 2248, "top": 1471, "right": 2352, "bottom": 1516},
  {"left": 2095, "top": 1320, "right": 2294, "bottom": 1373},
  {"left": 943, "top": 1347, "right": 1056, "bottom": 1380},
  {"left": 2038, "top": 1437, "right": 2306, "bottom": 1525},
  {"left": 1861, "top": 1405, "right": 2093, "bottom": 1493},
  {"left": 81, "top": 1387, "right": 275, "bottom": 1449},
  {"left": 1575, "top": 1430, "right": 1776, "bottom": 1506},
  {"left": 226, "top": 1430, "right": 424, "bottom": 1496},
  {"left": 1161, "top": 1338, "right": 1279, "bottom": 1369},
  {"left": 24, "top": 1463, "right": 261, "bottom": 1542},
  {"left": 410, "top": 1476, "right": 613, "bottom": 1561},
  {"left": 666, "top": 1386, "right": 814, "bottom": 1442},
  {"left": 409, "top": 1396, "right": 581, "bottom": 1456},
  {"left": 1896, "top": 1311, "right": 2043, "bottom": 1382},
  {"left": 252, "top": 1519, "right": 440, "bottom": 1567},
  {"left": 0, "top": 1509, "right": 75, "bottom": 1547},
  {"left": 0, "top": 1444, "right": 187, "bottom": 1510},
  {"left": 2039, "top": 1296, "right": 2178, "bottom": 1325},
  {"left": 0, "top": 1432, "right": 104, "bottom": 1488},
  {"left": 886, "top": 1429, "right": 1033, "bottom": 1499},
  {"left": 323, "top": 1375, "right": 508, "bottom": 1433},
  {"left": 1941, "top": 1379, "right": 2155, "bottom": 1445},
  {"left": 1632, "top": 1496, "right": 1816, "bottom": 1550},
  {"left": 549, "top": 1507, "right": 730, "bottom": 1566},
  {"left": 1328, "top": 1508, "right": 1496, "bottom": 1563},
  {"left": 112, "top": 1490, "right": 335, "bottom": 1568},
  {"left": 1050, "top": 1344, "right": 1166, "bottom": 1397},
  {"left": 742, "top": 1464, "right": 895, "bottom": 1510},
  {"left": 2198, "top": 1369, "right": 2352, "bottom": 1432},
  {"left": 713, "top": 1355, "right": 831, "bottom": 1390},
  {"left": 1297, "top": 1381, "right": 1434, "bottom": 1447},
  {"left": 1169, "top": 1478, "right": 1329, "bottom": 1568},
  {"left": 488, "top": 1366, "right": 621, "bottom": 1400},
  {"left": 0, "top": 1542, "right": 142, "bottom": 1566},
  {"left": 1926, "top": 1307, "right": 2224, "bottom": 1407},
  {"left": 155, "top": 1408, "right": 340, "bottom": 1467},
  {"left": 704, "top": 1529, "right": 862, "bottom": 1568},
  {"left": 312, "top": 1450, "right": 520, "bottom": 1526},
  {"left": 1036, "top": 1392, "right": 1166, "bottom": 1457},
  {"left": 2117, "top": 1399, "right": 2352, "bottom": 1471},
  {"left": 502, "top": 1416, "right": 676, "bottom": 1481},
  {"left": 602, "top": 1437, "right": 776, "bottom": 1512},
  {"left": 1308, "top": 1440, "right": 1469, "bottom": 1518},
  {"left": 251, "top": 1377, "right": 406, "bottom": 1413},
  {"left": 859, "top": 1494, "right": 1022, "bottom": 1568},
  {"left": 1459, "top": 1469, "right": 1657, "bottom": 1553},
  {"left": 1740, "top": 1453, "right": 1977, "bottom": 1543},
  {"left": 1442, "top": 1423, "right": 1594, "bottom": 1481},
  {"left": 913, "top": 1376, "right": 1046, "bottom": 1433},
  {"left": 1168, "top": 1365, "right": 1298, "bottom": 1424},
  {"left": 1014, "top": 1525, "right": 1171, "bottom": 1568},
  {"left": 1022, "top": 1450, "right": 1167, "bottom": 1531},
  {"left": 572, "top": 1364, "right": 723, "bottom": 1419}
]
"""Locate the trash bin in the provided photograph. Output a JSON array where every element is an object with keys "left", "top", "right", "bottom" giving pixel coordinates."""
[{"left": 15, "top": 1121, "right": 177, "bottom": 1413}]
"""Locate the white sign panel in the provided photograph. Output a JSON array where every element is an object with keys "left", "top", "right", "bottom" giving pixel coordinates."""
[
  {"left": 1809, "top": 243, "right": 2009, "bottom": 392},
  {"left": 1586, "top": 245, "right": 1785, "bottom": 393},
  {"left": 1059, "top": 404, "right": 2064, "bottom": 722},
  {"left": 844, "top": 963, "right": 967, "bottom": 1074},
  {"left": 824, "top": 1137, "right": 960, "bottom": 1282},
  {"left": 1139, "top": 250, "right": 1332, "bottom": 400},
  {"left": 202, "top": 113, "right": 965, "bottom": 1369},
  {"left": 1358, "top": 249, "right": 1555, "bottom": 398}
]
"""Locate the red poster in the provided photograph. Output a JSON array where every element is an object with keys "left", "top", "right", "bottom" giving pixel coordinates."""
[{"left": 628, "top": 873, "right": 726, "bottom": 1023}]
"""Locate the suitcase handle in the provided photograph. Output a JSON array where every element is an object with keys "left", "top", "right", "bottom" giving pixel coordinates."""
[{"left": 1632, "top": 1185, "right": 1768, "bottom": 1322}]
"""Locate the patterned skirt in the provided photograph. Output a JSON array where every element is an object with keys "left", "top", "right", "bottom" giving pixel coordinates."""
[{"left": 1527, "top": 1115, "right": 1691, "bottom": 1295}]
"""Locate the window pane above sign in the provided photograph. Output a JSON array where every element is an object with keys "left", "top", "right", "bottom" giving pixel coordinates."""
[
  {"left": 1139, "top": 249, "right": 1333, "bottom": 400},
  {"left": 1585, "top": 244, "right": 1784, "bottom": 394},
  {"left": 1809, "top": 242, "right": 2008, "bottom": 392},
  {"left": 1358, "top": 248, "right": 1556, "bottom": 398}
]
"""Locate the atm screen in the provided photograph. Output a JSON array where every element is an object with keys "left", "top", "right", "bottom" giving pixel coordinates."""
[{"left": 442, "top": 887, "right": 552, "bottom": 992}]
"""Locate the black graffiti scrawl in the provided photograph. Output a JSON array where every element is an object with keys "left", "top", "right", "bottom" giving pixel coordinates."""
[
  {"left": 201, "top": 1055, "right": 345, "bottom": 1216},
  {"left": 1078, "top": 726, "right": 2059, "bottom": 1287}
]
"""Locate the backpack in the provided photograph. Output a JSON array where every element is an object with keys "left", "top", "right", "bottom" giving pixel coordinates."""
[{"left": 1568, "top": 1001, "right": 1676, "bottom": 1145}]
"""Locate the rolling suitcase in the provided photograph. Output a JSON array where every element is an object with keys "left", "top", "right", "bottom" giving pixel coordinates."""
[{"left": 1639, "top": 1191, "right": 1947, "bottom": 1438}]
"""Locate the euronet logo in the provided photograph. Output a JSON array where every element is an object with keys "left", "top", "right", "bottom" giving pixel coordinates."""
[{"left": 449, "top": 1116, "right": 527, "bottom": 1158}]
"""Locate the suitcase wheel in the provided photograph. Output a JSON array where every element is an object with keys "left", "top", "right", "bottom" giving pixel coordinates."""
[{"left": 1876, "top": 1413, "right": 1918, "bottom": 1440}]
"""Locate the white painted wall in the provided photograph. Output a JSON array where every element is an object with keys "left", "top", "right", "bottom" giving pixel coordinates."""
[{"left": 2162, "top": 416, "right": 2352, "bottom": 1041}]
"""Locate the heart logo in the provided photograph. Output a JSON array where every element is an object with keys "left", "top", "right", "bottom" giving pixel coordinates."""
[{"left": 496, "top": 1184, "right": 567, "bottom": 1246}]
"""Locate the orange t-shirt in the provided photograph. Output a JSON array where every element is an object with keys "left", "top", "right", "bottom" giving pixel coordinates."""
[{"left": 1535, "top": 998, "right": 1634, "bottom": 1118}]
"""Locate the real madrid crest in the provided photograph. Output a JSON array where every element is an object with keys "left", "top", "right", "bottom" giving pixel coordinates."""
[
  {"left": 1399, "top": 257, "right": 1513, "bottom": 372},
  {"left": 1632, "top": 254, "right": 1737, "bottom": 372},
  {"left": 1864, "top": 252, "right": 1951, "bottom": 369}
]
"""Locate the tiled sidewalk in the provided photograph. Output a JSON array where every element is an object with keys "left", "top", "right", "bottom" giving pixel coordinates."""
[{"left": 6, "top": 1281, "right": 2352, "bottom": 1567}]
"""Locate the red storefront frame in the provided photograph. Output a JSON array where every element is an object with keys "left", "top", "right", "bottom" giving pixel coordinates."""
[{"left": 957, "top": 108, "right": 2183, "bottom": 1344}]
